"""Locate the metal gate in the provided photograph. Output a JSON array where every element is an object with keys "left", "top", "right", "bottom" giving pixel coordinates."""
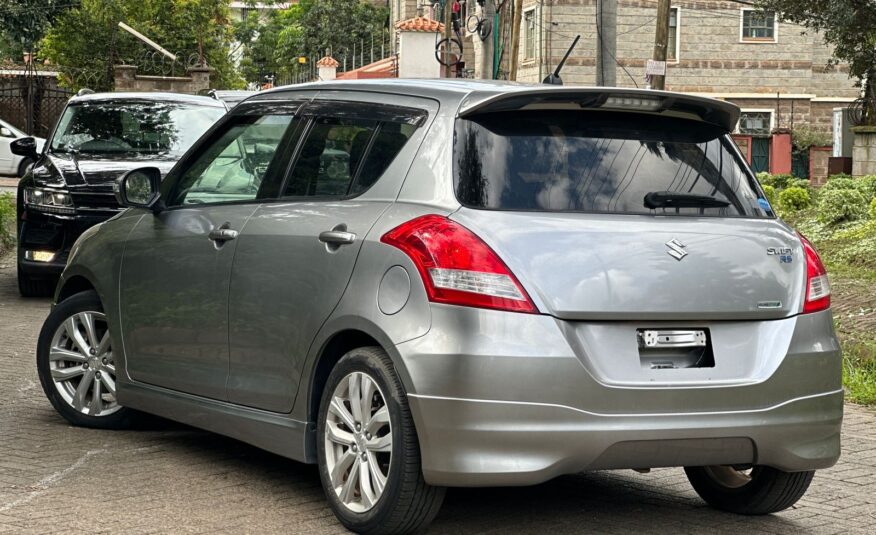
[
  {"left": 0, "top": 65, "right": 73, "bottom": 138},
  {"left": 751, "top": 138, "right": 770, "bottom": 174},
  {"left": 792, "top": 151, "right": 809, "bottom": 179}
]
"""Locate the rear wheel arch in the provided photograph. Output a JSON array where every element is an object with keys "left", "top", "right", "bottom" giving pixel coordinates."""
[
  {"left": 308, "top": 329, "right": 384, "bottom": 423},
  {"left": 307, "top": 323, "right": 418, "bottom": 423}
]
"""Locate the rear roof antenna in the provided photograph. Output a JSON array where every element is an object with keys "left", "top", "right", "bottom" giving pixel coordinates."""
[{"left": 543, "top": 35, "right": 580, "bottom": 86}]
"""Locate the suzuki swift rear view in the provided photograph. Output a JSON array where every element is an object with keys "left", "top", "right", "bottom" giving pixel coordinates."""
[{"left": 36, "top": 81, "right": 842, "bottom": 534}]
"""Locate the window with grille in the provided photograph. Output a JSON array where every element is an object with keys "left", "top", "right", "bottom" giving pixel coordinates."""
[
  {"left": 667, "top": 8, "right": 679, "bottom": 60},
  {"left": 741, "top": 10, "right": 776, "bottom": 42},
  {"left": 737, "top": 111, "right": 773, "bottom": 136},
  {"left": 524, "top": 9, "right": 536, "bottom": 60}
]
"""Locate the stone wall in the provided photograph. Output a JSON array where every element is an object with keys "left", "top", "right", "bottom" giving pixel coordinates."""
[
  {"left": 809, "top": 146, "right": 832, "bottom": 185},
  {"left": 852, "top": 128, "right": 876, "bottom": 177},
  {"left": 113, "top": 65, "right": 212, "bottom": 94}
]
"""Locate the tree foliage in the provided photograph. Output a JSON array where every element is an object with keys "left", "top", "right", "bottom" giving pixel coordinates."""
[
  {"left": 0, "top": 0, "right": 70, "bottom": 59},
  {"left": 238, "top": 0, "right": 388, "bottom": 85},
  {"left": 40, "top": 0, "right": 241, "bottom": 91},
  {"left": 756, "top": 1, "right": 876, "bottom": 118}
]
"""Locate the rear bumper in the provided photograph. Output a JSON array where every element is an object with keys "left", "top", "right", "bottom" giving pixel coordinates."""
[
  {"left": 408, "top": 389, "right": 842, "bottom": 486},
  {"left": 396, "top": 305, "right": 843, "bottom": 487}
]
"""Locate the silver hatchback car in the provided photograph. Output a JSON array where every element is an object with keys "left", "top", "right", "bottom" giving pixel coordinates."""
[{"left": 37, "top": 80, "right": 842, "bottom": 534}]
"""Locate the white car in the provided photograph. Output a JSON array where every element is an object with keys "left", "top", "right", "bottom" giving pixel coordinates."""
[{"left": 0, "top": 118, "right": 46, "bottom": 177}]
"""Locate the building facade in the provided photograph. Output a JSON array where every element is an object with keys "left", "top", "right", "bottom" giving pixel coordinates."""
[{"left": 517, "top": 0, "right": 856, "bottom": 145}]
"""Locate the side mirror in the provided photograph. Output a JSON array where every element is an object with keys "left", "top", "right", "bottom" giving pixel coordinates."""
[
  {"left": 10, "top": 137, "right": 38, "bottom": 158},
  {"left": 115, "top": 167, "right": 163, "bottom": 211},
  {"left": 0, "top": 127, "right": 14, "bottom": 138}
]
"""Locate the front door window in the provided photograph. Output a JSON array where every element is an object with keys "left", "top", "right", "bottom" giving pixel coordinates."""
[{"left": 170, "top": 114, "right": 295, "bottom": 206}]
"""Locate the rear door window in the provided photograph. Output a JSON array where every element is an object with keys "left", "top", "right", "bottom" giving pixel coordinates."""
[
  {"left": 454, "top": 110, "right": 771, "bottom": 218},
  {"left": 282, "top": 110, "right": 417, "bottom": 199}
]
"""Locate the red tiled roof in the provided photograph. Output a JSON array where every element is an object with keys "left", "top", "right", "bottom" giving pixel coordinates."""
[
  {"left": 337, "top": 56, "right": 397, "bottom": 80},
  {"left": 316, "top": 56, "right": 340, "bottom": 68},
  {"left": 395, "top": 16, "right": 445, "bottom": 33}
]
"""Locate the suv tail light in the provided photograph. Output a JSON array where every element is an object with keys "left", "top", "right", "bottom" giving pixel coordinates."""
[
  {"left": 799, "top": 233, "right": 830, "bottom": 314},
  {"left": 381, "top": 215, "right": 537, "bottom": 313}
]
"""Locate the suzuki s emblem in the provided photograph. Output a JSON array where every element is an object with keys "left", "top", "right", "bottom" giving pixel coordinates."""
[{"left": 666, "top": 239, "right": 688, "bottom": 261}]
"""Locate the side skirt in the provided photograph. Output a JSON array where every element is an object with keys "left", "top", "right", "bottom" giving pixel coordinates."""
[{"left": 118, "top": 380, "right": 317, "bottom": 464}]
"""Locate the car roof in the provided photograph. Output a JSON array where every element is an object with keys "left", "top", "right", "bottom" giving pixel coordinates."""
[
  {"left": 253, "top": 79, "right": 740, "bottom": 131},
  {"left": 67, "top": 92, "right": 226, "bottom": 108}
]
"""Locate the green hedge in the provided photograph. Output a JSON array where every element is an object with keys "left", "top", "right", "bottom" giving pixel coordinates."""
[
  {"left": 778, "top": 186, "right": 811, "bottom": 212},
  {"left": 0, "top": 193, "right": 15, "bottom": 256},
  {"left": 817, "top": 188, "right": 868, "bottom": 225}
]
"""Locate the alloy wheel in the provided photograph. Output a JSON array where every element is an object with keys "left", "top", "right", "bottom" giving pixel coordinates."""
[
  {"left": 48, "top": 311, "right": 121, "bottom": 417},
  {"left": 324, "top": 371, "right": 392, "bottom": 513}
]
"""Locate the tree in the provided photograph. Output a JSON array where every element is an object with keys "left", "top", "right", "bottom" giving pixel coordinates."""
[
  {"left": 756, "top": 1, "right": 876, "bottom": 123},
  {"left": 40, "top": 0, "right": 242, "bottom": 91},
  {"left": 238, "top": 0, "right": 388, "bottom": 85},
  {"left": 0, "top": 0, "right": 70, "bottom": 60}
]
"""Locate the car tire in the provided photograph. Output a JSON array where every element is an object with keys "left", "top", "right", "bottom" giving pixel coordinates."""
[
  {"left": 18, "top": 264, "right": 55, "bottom": 298},
  {"left": 36, "top": 290, "right": 135, "bottom": 429},
  {"left": 684, "top": 465, "right": 814, "bottom": 515},
  {"left": 17, "top": 157, "right": 33, "bottom": 178},
  {"left": 317, "top": 346, "right": 445, "bottom": 534}
]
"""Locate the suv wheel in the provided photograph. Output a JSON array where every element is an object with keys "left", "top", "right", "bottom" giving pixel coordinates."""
[
  {"left": 317, "top": 347, "right": 445, "bottom": 534},
  {"left": 36, "top": 290, "right": 135, "bottom": 429},
  {"left": 685, "top": 465, "right": 815, "bottom": 515},
  {"left": 18, "top": 264, "right": 55, "bottom": 298}
]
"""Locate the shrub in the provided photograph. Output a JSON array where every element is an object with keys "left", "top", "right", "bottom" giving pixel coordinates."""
[
  {"left": 870, "top": 198, "right": 876, "bottom": 220},
  {"left": 820, "top": 177, "right": 858, "bottom": 192},
  {"left": 857, "top": 175, "right": 876, "bottom": 201},
  {"left": 757, "top": 173, "right": 795, "bottom": 189},
  {"left": 827, "top": 173, "right": 853, "bottom": 181},
  {"left": 788, "top": 178, "right": 811, "bottom": 190},
  {"left": 778, "top": 186, "right": 811, "bottom": 212},
  {"left": 0, "top": 192, "right": 16, "bottom": 255},
  {"left": 761, "top": 184, "right": 777, "bottom": 206},
  {"left": 817, "top": 188, "right": 868, "bottom": 225}
]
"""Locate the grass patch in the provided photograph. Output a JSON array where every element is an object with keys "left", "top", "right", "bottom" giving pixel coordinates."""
[
  {"left": 770, "top": 179, "right": 876, "bottom": 405},
  {"left": 0, "top": 192, "right": 15, "bottom": 257},
  {"left": 843, "top": 339, "right": 876, "bottom": 405}
]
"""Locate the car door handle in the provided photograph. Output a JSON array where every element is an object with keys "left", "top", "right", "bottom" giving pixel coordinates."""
[
  {"left": 319, "top": 230, "right": 356, "bottom": 245},
  {"left": 209, "top": 227, "right": 239, "bottom": 242}
]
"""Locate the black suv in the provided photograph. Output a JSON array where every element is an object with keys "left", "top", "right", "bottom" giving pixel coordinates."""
[{"left": 13, "top": 92, "right": 227, "bottom": 296}]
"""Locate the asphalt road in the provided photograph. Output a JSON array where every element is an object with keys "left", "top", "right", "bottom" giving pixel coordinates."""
[{"left": 0, "top": 253, "right": 875, "bottom": 534}]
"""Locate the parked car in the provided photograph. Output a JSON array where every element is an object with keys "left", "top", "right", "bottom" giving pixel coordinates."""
[
  {"left": 13, "top": 92, "right": 227, "bottom": 296},
  {"left": 205, "top": 89, "right": 257, "bottom": 109},
  {"left": 0, "top": 118, "right": 45, "bottom": 177},
  {"left": 36, "top": 81, "right": 842, "bottom": 534}
]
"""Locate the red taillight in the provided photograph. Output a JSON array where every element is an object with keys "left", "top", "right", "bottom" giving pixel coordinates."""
[
  {"left": 381, "top": 215, "right": 538, "bottom": 314},
  {"left": 799, "top": 233, "right": 830, "bottom": 314}
]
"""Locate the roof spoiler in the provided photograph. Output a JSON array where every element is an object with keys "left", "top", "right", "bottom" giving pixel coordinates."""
[{"left": 458, "top": 87, "right": 740, "bottom": 132}]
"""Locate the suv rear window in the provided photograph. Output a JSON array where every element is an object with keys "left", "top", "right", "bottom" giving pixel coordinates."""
[{"left": 454, "top": 110, "right": 771, "bottom": 218}]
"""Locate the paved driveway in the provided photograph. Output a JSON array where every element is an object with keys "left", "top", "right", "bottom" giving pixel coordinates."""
[{"left": 0, "top": 254, "right": 874, "bottom": 534}]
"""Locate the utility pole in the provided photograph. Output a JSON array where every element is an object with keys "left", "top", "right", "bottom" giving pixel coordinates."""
[
  {"left": 596, "top": 0, "right": 617, "bottom": 86},
  {"left": 509, "top": 0, "right": 523, "bottom": 81},
  {"left": 444, "top": 0, "right": 453, "bottom": 78},
  {"left": 651, "top": 0, "right": 671, "bottom": 90},
  {"left": 477, "top": 1, "right": 497, "bottom": 79}
]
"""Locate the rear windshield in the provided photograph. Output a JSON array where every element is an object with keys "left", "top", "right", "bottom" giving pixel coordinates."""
[{"left": 454, "top": 111, "right": 772, "bottom": 218}]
